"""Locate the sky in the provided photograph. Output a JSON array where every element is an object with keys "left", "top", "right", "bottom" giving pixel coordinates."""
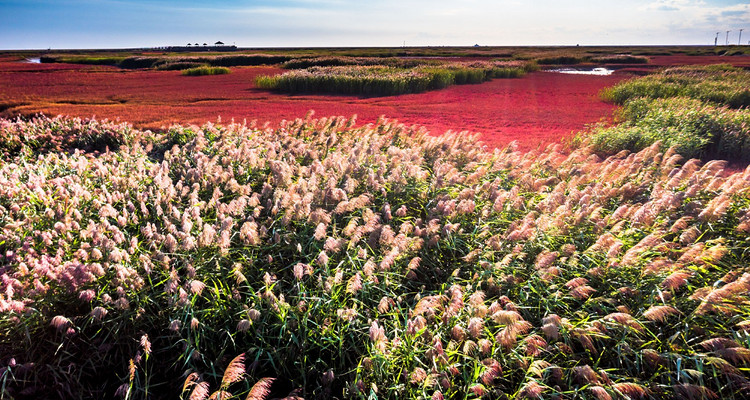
[{"left": 0, "top": 0, "right": 748, "bottom": 49}]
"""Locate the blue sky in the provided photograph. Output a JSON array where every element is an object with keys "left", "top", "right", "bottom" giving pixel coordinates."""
[{"left": 0, "top": 0, "right": 748, "bottom": 49}]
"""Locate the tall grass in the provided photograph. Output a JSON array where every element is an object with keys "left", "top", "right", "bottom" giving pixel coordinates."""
[
  {"left": 585, "top": 97, "right": 750, "bottom": 160},
  {"left": 590, "top": 54, "right": 649, "bottom": 64},
  {"left": 181, "top": 66, "right": 231, "bottom": 76},
  {"left": 256, "top": 61, "right": 533, "bottom": 96},
  {"left": 2, "top": 114, "right": 750, "bottom": 399},
  {"left": 601, "top": 64, "right": 750, "bottom": 108},
  {"left": 581, "top": 64, "right": 750, "bottom": 161}
]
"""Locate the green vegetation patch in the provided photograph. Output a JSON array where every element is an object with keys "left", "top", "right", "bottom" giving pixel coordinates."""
[
  {"left": 181, "top": 66, "right": 231, "bottom": 76},
  {"left": 580, "top": 64, "right": 750, "bottom": 161},
  {"left": 256, "top": 61, "right": 534, "bottom": 96},
  {"left": 602, "top": 64, "right": 750, "bottom": 108},
  {"left": 586, "top": 97, "right": 750, "bottom": 159}
]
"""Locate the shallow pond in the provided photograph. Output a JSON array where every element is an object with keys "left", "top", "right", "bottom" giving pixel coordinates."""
[{"left": 547, "top": 67, "right": 614, "bottom": 75}]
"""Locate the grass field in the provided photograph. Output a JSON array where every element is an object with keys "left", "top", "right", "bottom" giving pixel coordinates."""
[
  {"left": 579, "top": 65, "right": 750, "bottom": 162},
  {"left": 2, "top": 113, "right": 750, "bottom": 399},
  {"left": 2, "top": 46, "right": 750, "bottom": 399}
]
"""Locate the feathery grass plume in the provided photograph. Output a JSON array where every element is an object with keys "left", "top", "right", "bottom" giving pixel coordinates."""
[
  {"left": 369, "top": 320, "right": 387, "bottom": 345},
  {"left": 603, "top": 312, "right": 643, "bottom": 332},
  {"left": 572, "top": 329, "right": 598, "bottom": 354},
  {"left": 208, "top": 391, "right": 232, "bottom": 400},
  {"left": 237, "top": 319, "right": 251, "bottom": 332},
  {"left": 588, "top": 386, "right": 612, "bottom": 400},
  {"left": 672, "top": 384, "right": 718, "bottom": 400},
  {"left": 573, "top": 365, "right": 601, "bottom": 385},
  {"left": 248, "top": 309, "right": 261, "bottom": 321},
  {"left": 705, "top": 356, "right": 744, "bottom": 377},
  {"left": 411, "top": 295, "right": 445, "bottom": 318},
  {"left": 641, "top": 349, "right": 666, "bottom": 369},
  {"left": 517, "top": 381, "right": 544, "bottom": 398},
  {"left": 523, "top": 335, "right": 547, "bottom": 357},
  {"left": 221, "top": 353, "right": 246, "bottom": 389},
  {"left": 737, "top": 320, "right": 750, "bottom": 331},
  {"left": 79, "top": 289, "right": 95, "bottom": 302},
  {"left": 642, "top": 305, "right": 680, "bottom": 322},
  {"left": 699, "top": 244, "right": 728, "bottom": 266},
  {"left": 714, "top": 347, "right": 750, "bottom": 364},
  {"left": 527, "top": 360, "right": 551, "bottom": 378},
  {"left": 8, "top": 113, "right": 750, "bottom": 398},
  {"left": 661, "top": 271, "right": 691, "bottom": 291},
  {"left": 182, "top": 372, "right": 200, "bottom": 394},
  {"left": 496, "top": 320, "right": 533, "bottom": 349},
  {"left": 463, "top": 340, "right": 478, "bottom": 355},
  {"left": 491, "top": 310, "right": 522, "bottom": 325},
  {"left": 564, "top": 277, "right": 588, "bottom": 289},
  {"left": 570, "top": 285, "right": 596, "bottom": 300},
  {"left": 90, "top": 306, "right": 108, "bottom": 321},
  {"left": 140, "top": 334, "right": 151, "bottom": 355},
  {"left": 346, "top": 273, "right": 363, "bottom": 294},
  {"left": 451, "top": 325, "right": 467, "bottom": 342},
  {"left": 699, "top": 337, "right": 740, "bottom": 351},
  {"left": 189, "top": 280, "right": 206, "bottom": 295},
  {"left": 410, "top": 367, "right": 427, "bottom": 384},
  {"left": 478, "top": 338, "right": 493, "bottom": 356},
  {"left": 468, "top": 317, "right": 485, "bottom": 339},
  {"left": 541, "top": 314, "right": 562, "bottom": 340},
  {"left": 246, "top": 378, "right": 275, "bottom": 400},
  {"left": 377, "top": 297, "right": 394, "bottom": 313},
  {"left": 694, "top": 273, "right": 750, "bottom": 314},
  {"left": 50, "top": 315, "right": 72, "bottom": 331},
  {"left": 190, "top": 381, "right": 211, "bottom": 400},
  {"left": 612, "top": 382, "right": 648, "bottom": 399},
  {"left": 468, "top": 383, "right": 486, "bottom": 397}
]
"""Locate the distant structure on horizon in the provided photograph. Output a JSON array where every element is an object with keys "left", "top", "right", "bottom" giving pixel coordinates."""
[{"left": 156, "top": 41, "right": 237, "bottom": 52}]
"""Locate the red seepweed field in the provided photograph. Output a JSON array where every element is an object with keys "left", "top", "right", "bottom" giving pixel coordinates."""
[
  {"left": 2, "top": 51, "right": 748, "bottom": 150},
  {"left": 0, "top": 56, "right": 624, "bottom": 150}
]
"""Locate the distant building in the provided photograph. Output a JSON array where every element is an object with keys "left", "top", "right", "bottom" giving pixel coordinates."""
[{"left": 164, "top": 41, "right": 237, "bottom": 52}]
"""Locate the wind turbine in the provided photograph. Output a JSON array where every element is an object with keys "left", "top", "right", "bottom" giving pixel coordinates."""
[
  {"left": 726, "top": 30, "right": 731, "bottom": 45},
  {"left": 740, "top": 29, "right": 744, "bottom": 45},
  {"left": 715, "top": 32, "right": 720, "bottom": 46}
]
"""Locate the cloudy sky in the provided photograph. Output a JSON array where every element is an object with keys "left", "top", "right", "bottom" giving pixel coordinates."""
[{"left": 0, "top": 0, "right": 748, "bottom": 49}]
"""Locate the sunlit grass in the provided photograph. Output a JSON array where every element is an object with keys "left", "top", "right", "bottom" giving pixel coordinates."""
[
  {"left": 2, "top": 114, "right": 750, "bottom": 398},
  {"left": 256, "top": 61, "right": 533, "bottom": 96},
  {"left": 579, "top": 65, "right": 750, "bottom": 161},
  {"left": 181, "top": 66, "right": 231, "bottom": 76}
]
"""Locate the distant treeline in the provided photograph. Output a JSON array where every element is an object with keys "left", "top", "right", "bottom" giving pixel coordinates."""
[{"left": 40, "top": 54, "right": 293, "bottom": 69}]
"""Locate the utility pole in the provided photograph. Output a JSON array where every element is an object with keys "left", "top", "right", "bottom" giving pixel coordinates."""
[
  {"left": 740, "top": 29, "right": 744, "bottom": 46},
  {"left": 726, "top": 30, "right": 731, "bottom": 45}
]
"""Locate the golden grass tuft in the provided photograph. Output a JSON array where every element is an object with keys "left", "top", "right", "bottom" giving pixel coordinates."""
[
  {"left": 221, "top": 353, "right": 246, "bottom": 389},
  {"left": 642, "top": 305, "right": 680, "bottom": 322},
  {"left": 246, "top": 378, "right": 275, "bottom": 400},
  {"left": 612, "top": 382, "right": 649, "bottom": 399}
]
